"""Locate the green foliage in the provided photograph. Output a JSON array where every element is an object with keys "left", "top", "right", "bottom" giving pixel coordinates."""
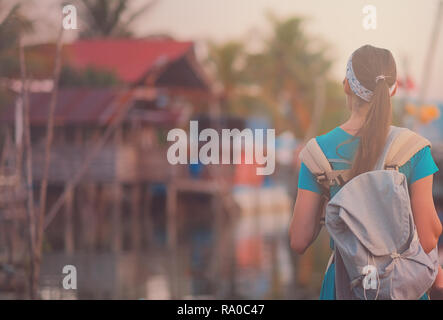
[
  {"left": 77, "top": 0, "right": 157, "bottom": 38},
  {"left": 0, "top": 87, "right": 13, "bottom": 107},
  {"left": 0, "top": 2, "right": 32, "bottom": 52},
  {"left": 0, "top": 2, "right": 33, "bottom": 114},
  {"left": 59, "top": 65, "right": 121, "bottom": 87},
  {"left": 207, "top": 13, "right": 346, "bottom": 137},
  {"left": 0, "top": 1, "right": 33, "bottom": 77},
  {"left": 207, "top": 41, "right": 246, "bottom": 91},
  {"left": 0, "top": 52, "right": 20, "bottom": 77},
  {"left": 247, "top": 14, "right": 330, "bottom": 94}
]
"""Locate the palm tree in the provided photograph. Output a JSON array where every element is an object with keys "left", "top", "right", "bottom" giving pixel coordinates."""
[
  {"left": 245, "top": 13, "right": 333, "bottom": 136},
  {"left": 0, "top": 1, "right": 33, "bottom": 76},
  {"left": 206, "top": 13, "right": 343, "bottom": 136},
  {"left": 206, "top": 41, "right": 249, "bottom": 114},
  {"left": 77, "top": 0, "right": 158, "bottom": 38},
  {"left": 0, "top": 1, "right": 33, "bottom": 106}
]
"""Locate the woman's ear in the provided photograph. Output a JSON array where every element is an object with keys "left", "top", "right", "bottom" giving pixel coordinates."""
[{"left": 343, "top": 78, "right": 352, "bottom": 95}]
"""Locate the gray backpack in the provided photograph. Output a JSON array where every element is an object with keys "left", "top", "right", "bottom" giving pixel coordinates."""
[{"left": 299, "top": 126, "right": 440, "bottom": 300}]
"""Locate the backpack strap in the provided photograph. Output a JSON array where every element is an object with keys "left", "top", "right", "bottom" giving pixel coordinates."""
[
  {"left": 384, "top": 129, "right": 431, "bottom": 170},
  {"left": 299, "top": 138, "right": 351, "bottom": 194},
  {"left": 299, "top": 138, "right": 332, "bottom": 175},
  {"left": 299, "top": 128, "right": 430, "bottom": 196}
]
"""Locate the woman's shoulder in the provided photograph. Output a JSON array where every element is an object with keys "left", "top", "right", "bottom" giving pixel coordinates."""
[
  {"left": 389, "top": 126, "right": 433, "bottom": 160},
  {"left": 315, "top": 127, "right": 354, "bottom": 149},
  {"left": 391, "top": 126, "right": 439, "bottom": 183},
  {"left": 311, "top": 126, "right": 362, "bottom": 160},
  {"left": 390, "top": 125, "right": 429, "bottom": 140}
]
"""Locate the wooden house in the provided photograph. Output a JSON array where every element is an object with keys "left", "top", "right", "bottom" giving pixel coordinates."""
[
  {"left": 0, "top": 37, "right": 245, "bottom": 299},
  {"left": 0, "top": 39, "right": 218, "bottom": 252}
]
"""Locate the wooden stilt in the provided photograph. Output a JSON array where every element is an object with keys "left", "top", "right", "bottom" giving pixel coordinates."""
[
  {"left": 95, "top": 185, "right": 107, "bottom": 250},
  {"left": 144, "top": 186, "right": 154, "bottom": 248},
  {"left": 0, "top": 223, "right": 7, "bottom": 260},
  {"left": 130, "top": 184, "right": 141, "bottom": 251},
  {"left": 21, "top": 67, "right": 37, "bottom": 299},
  {"left": 226, "top": 210, "right": 237, "bottom": 298},
  {"left": 64, "top": 187, "right": 74, "bottom": 255},
  {"left": 112, "top": 183, "right": 123, "bottom": 253},
  {"left": 77, "top": 186, "right": 87, "bottom": 250},
  {"left": 112, "top": 127, "right": 123, "bottom": 253},
  {"left": 83, "top": 183, "right": 97, "bottom": 251},
  {"left": 9, "top": 219, "right": 19, "bottom": 264},
  {"left": 166, "top": 183, "right": 178, "bottom": 298},
  {"left": 209, "top": 194, "right": 223, "bottom": 298}
]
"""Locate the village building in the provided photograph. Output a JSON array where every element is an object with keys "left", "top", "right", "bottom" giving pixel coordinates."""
[{"left": 0, "top": 38, "right": 242, "bottom": 298}]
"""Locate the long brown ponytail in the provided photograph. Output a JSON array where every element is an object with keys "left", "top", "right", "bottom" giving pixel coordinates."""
[{"left": 348, "top": 45, "right": 397, "bottom": 179}]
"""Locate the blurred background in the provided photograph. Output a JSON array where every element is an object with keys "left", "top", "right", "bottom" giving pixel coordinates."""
[{"left": 0, "top": 0, "right": 442, "bottom": 299}]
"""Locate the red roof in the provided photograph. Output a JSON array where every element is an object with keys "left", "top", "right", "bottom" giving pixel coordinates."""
[
  {"left": 25, "top": 39, "right": 194, "bottom": 84},
  {"left": 65, "top": 39, "right": 193, "bottom": 84}
]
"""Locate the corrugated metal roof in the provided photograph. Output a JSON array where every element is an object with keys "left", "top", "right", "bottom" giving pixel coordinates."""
[
  {"left": 0, "top": 88, "right": 187, "bottom": 126},
  {"left": 0, "top": 88, "right": 128, "bottom": 126}
]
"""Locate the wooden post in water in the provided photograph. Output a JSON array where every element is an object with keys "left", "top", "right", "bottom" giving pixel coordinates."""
[
  {"left": 95, "top": 185, "right": 107, "bottom": 250},
  {"left": 64, "top": 187, "right": 74, "bottom": 255},
  {"left": 166, "top": 182, "right": 178, "bottom": 298},
  {"left": 112, "top": 183, "right": 123, "bottom": 253},
  {"left": 80, "top": 183, "right": 97, "bottom": 251},
  {"left": 12, "top": 95, "right": 24, "bottom": 268},
  {"left": 144, "top": 186, "right": 154, "bottom": 247},
  {"left": 112, "top": 128, "right": 124, "bottom": 253},
  {"left": 19, "top": 36, "right": 37, "bottom": 299},
  {"left": 209, "top": 191, "right": 223, "bottom": 298},
  {"left": 130, "top": 184, "right": 142, "bottom": 251},
  {"left": 35, "top": 28, "right": 64, "bottom": 294}
]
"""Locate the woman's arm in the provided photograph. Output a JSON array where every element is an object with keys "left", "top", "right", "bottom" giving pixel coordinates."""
[
  {"left": 410, "top": 175, "right": 443, "bottom": 293},
  {"left": 289, "top": 189, "right": 324, "bottom": 254},
  {"left": 409, "top": 175, "right": 442, "bottom": 253}
]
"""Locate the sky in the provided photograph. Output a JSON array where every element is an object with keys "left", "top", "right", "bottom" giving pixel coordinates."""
[{"left": 15, "top": 0, "right": 443, "bottom": 101}]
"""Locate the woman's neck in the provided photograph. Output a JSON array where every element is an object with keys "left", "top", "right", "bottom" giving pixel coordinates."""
[
  {"left": 340, "top": 108, "right": 369, "bottom": 135},
  {"left": 340, "top": 98, "right": 371, "bottom": 135}
]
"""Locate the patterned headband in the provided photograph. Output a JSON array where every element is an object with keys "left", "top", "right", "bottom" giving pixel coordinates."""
[{"left": 346, "top": 54, "right": 396, "bottom": 102}]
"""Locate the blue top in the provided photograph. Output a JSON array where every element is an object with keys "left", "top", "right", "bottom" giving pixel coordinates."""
[
  {"left": 298, "top": 127, "right": 439, "bottom": 198},
  {"left": 297, "top": 126, "right": 439, "bottom": 300}
]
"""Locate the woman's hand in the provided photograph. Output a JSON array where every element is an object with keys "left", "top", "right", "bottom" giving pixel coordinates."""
[
  {"left": 430, "top": 266, "right": 443, "bottom": 300},
  {"left": 410, "top": 175, "right": 442, "bottom": 253}
]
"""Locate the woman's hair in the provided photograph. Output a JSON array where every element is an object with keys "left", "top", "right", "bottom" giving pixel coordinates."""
[{"left": 347, "top": 45, "right": 397, "bottom": 179}]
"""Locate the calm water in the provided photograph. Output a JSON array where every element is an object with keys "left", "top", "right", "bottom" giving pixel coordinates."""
[{"left": 38, "top": 186, "right": 325, "bottom": 300}]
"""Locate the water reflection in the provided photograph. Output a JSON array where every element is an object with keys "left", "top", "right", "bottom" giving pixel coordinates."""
[{"left": 38, "top": 186, "right": 321, "bottom": 300}]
